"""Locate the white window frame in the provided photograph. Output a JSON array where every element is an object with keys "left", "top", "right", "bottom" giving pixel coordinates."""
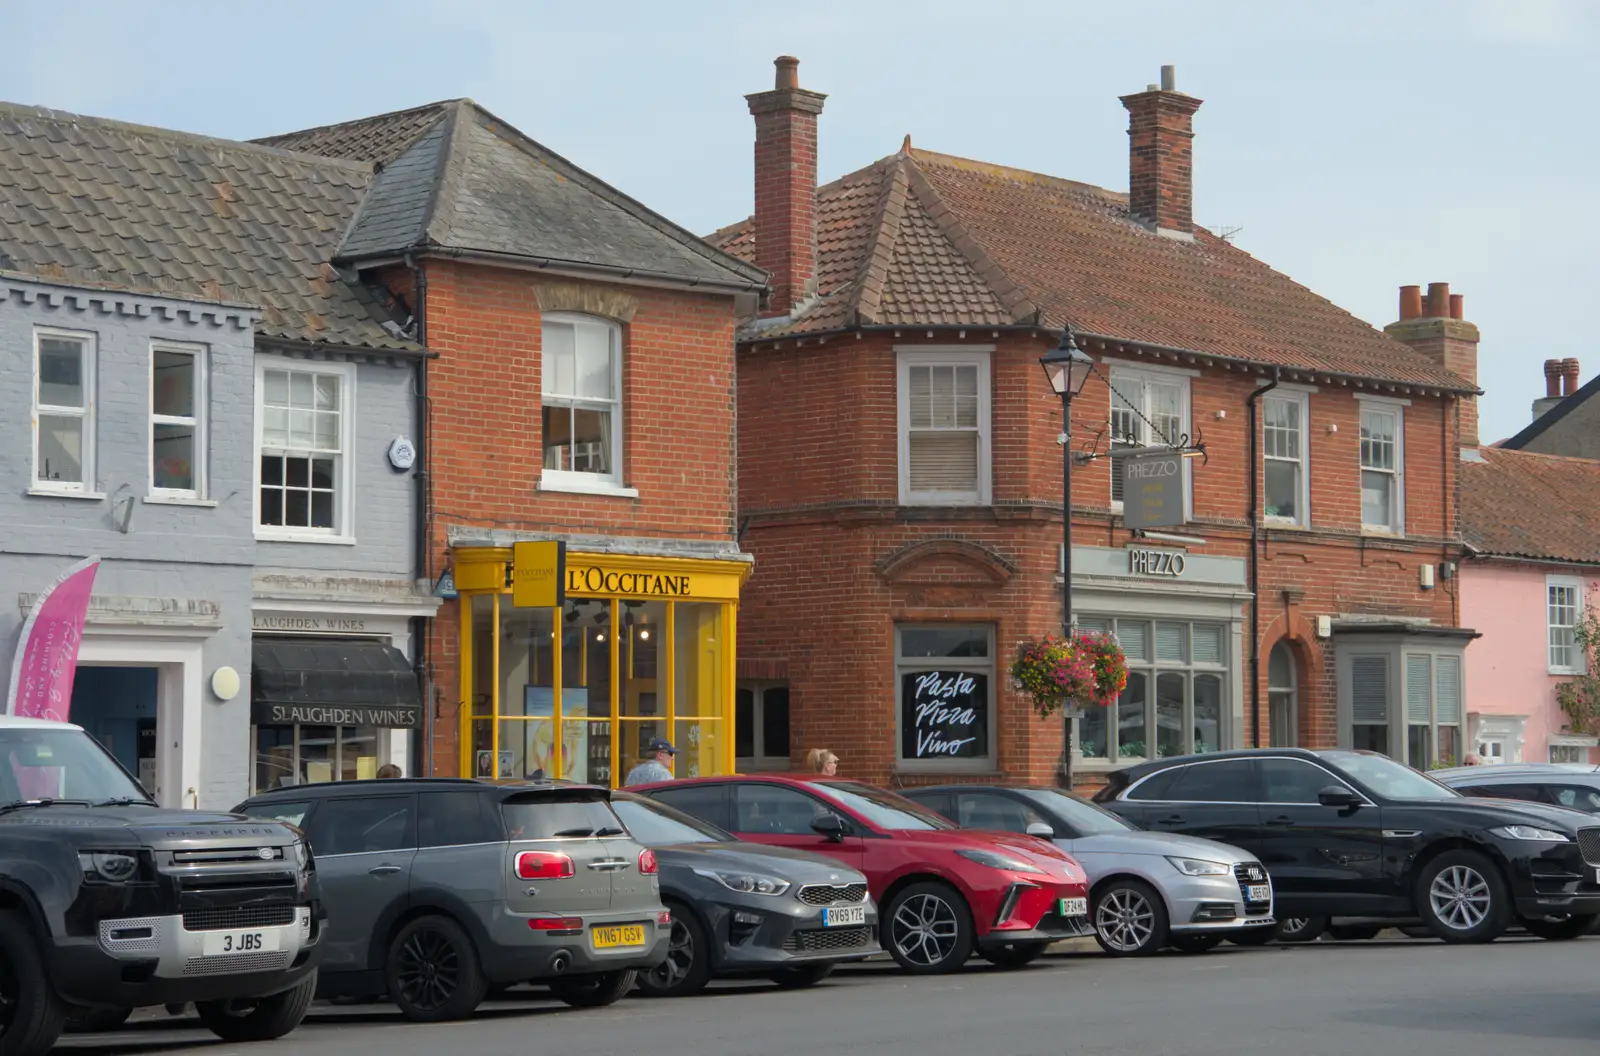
[
  {"left": 1262, "top": 390, "right": 1310, "bottom": 527},
  {"left": 1107, "top": 364, "right": 1192, "bottom": 516},
  {"left": 1401, "top": 652, "right": 1464, "bottom": 769},
  {"left": 147, "top": 340, "right": 209, "bottom": 503},
  {"left": 1549, "top": 734, "right": 1597, "bottom": 765},
  {"left": 1074, "top": 616, "right": 1230, "bottom": 764},
  {"left": 31, "top": 327, "right": 97, "bottom": 496},
  {"left": 1548, "top": 575, "right": 1585, "bottom": 675},
  {"left": 538, "top": 313, "right": 627, "bottom": 495},
  {"left": 735, "top": 681, "right": 791, "bottom": 772},
  {"left": 896, "top": 348, "right": 992, "bottom": 506},
  {"left": 253, "top": 355, "right": 357, "bottom": 544},
  {"left": 1358, "top": 398, "right": 1406, "bottom": 535}
]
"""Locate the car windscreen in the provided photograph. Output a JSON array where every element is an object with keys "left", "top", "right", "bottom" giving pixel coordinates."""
[
  {"left": 819, "top": 781, "right": 954, "bottom": 831},
  {"left": 1017, "top": 788, "right": 1137, "bottom": 835},
  {"left": 0, "top": 728, "right": 151, "bottom": 804},
  {"left": 1321, "top": 752, "right": 1458, "bottom": 801},
  {"left": 501, "top": 790, "right": 625, "bottom": 840},
  {"left": 612, "top": 795, "right": 731, "bottom": 845}
]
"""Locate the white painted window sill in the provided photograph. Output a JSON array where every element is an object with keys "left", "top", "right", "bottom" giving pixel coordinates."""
[
  {"left": 27, "top": 487, "right": 105, "bottom": 501},
  {"left": 144, "top": 494, "right": 219, "bottom": 508},
  {"left": 1360, "top": 527, "right": 1405, "bottom": 539},
  {"left": 255, "top": 529, "right": 357, "bottom": 546},
  {"left": 1264, "top": 517, "right": 1307, "bottom": 529},
  {"left": 537, "top": 476, "right": 640, "bottom": 499}
]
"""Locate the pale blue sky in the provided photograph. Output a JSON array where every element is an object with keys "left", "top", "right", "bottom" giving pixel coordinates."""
[{"left": 4, "top": 0, "right": 1595, "bottom": 443}]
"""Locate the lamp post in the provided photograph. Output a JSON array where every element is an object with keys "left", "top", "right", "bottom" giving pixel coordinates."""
[{"left": 1039, "top": 327, "right": 1096, "bottom": 790}]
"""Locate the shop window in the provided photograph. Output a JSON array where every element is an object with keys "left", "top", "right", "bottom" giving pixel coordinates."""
[
  {"left": 150, "top": 342, "right": 207, "bottom": 500},
  {"left": 1108, "top": 367, "right": 1188, "bottom": 508},
  {"left": 541, "top": 315, "right": 623, "bottom": 490},
  {"left": 1076, "top": 618, "right": 1226, "bottom": 763},
  {"left": 736, "top": 683, "right": 790, "bottom": 770},
  {"left": 897, "top": 350, "right": 991, "bottom": 505},
  {"left": 895, "top": 625, "right": 994, "bottom": 771},
  {"left": 252, "top": 724, "right": 385, "bottom": 793},
  {"left": 1262, "top": 392, "right": 1307, "bottom": 525},
  {"left": 301, "top": 795, "right": 415, "bottom": 857},
  {"left": 1548, "top": 576, "right": 1584, "bottom": 674},
  {"left": 255, "top": 356, "right": 354, "bottom": 541},
  {"left": 32, "top": 328, "right": 96, "bottom": 492},
  {"left": 1359, "top": 403, "right": 1404, "bottom": 533}
]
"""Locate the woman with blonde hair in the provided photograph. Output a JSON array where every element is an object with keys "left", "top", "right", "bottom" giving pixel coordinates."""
[{"left": 806, "top": 748, "right": 838, "bottom": 776}]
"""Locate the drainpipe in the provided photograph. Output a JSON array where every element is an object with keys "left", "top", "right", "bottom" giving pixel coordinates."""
[
  {"left": 406, "top": 252, "right": 434, "bottom": 776},
  {"left": 1246, "top": 368, "right": 1280, "bottom": 748}
]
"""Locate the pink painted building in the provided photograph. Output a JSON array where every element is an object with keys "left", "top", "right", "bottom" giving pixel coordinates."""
[{"left": 1461, "top": 447, "right": 1600, "bottom": 765}]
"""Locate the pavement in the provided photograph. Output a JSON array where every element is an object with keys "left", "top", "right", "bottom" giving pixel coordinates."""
[{"left": 57, "top": 934, "right": 1599, "bottom": 1056}]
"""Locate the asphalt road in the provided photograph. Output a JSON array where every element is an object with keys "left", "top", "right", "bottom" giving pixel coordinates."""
[{"left": 58, "top": 936, "right": 1600, "bottom": 1056}]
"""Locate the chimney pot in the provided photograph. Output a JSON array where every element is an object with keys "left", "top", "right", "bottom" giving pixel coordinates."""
[
  {"left": 1545, "top": 359, "right": 1563, "bottom": 398},
  {"left": 747, "top": 56, "right": 827, "bottom": 318},
  {"left": 1398, "top": 285, "right": 1422, "bottom": 320},
  {"left": 1563, "top": 358, "right": 1581, "bottom": 395},
  {"left": 1120, "top": 72, "right": 1203, "bottom": 234},
  {"left": 1449, "top": 293, "right": 1464, "bottom": 320},
  {"left": 1425, "top": 282, "right": 1450, "bottom": 318},
  {"left": 774, "top": 55, "right": 799, "bottom": 90},
  {"left": 1160, "top": 65, "right": 1176, "bottom": 91}
]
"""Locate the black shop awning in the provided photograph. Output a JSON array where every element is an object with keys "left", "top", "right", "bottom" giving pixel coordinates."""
[{"left": 252, "top": 639, "right": 424, "bottom": 729}]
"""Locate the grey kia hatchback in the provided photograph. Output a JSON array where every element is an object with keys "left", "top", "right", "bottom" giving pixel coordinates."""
[{"left": 236, "top": 779, "right": 669, "bottom": 1021}]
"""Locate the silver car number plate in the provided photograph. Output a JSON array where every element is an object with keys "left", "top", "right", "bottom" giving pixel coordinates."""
[
  {"left": 823, "top": 905, "right": 867, "bottom": 927},
  {"left": 1247, "top": 884, "right": 1271, "bottom": 902},
  {"left": 1059, "top": 897, "right": 1088, "bottom": 917}
]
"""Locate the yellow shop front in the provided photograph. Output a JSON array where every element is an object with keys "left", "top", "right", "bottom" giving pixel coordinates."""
[{"left": 453, "top": 545, "right": 747, "bottom": 787}]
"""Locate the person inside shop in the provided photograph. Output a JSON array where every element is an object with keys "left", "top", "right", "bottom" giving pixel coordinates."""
[
  {"left": 806, "top": 748, "right": 839, "bottom": 777},
  {"left": 376, "top": 764, "right": 402, "bottom": 779},
  {"left": 625, "top": 737, "right": 677, "bottom": 787}
]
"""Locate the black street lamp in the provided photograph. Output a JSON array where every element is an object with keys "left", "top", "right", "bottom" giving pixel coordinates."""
[{"left": 1039, "top": 326, "right": 1096, "bottom": 790}]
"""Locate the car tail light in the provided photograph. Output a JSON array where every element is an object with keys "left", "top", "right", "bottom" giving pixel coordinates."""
[
  {"left": 638, "top": 849, "right": 659, "bottom": 875},
  {"left": 655, "top": 909, "right": 672, "bottom": 926},
  {"left": 515, "top": 851, "right": 575, "bottom": 880},
  {"left": 527, "top": 916, "right": 582, "bottom": 931}
]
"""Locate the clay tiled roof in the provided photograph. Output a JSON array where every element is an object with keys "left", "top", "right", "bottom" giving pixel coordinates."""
[
  {"left": 712, "top": 145, "right": 1470, "bottom": 392},
  {"left": 253, "top": 102, "right": 449, "bottom": 165},
  {"left": 0, "top": 102, "right": 416, "bottom": 351},
  {"left": 1461, "top": 448, "right": 1600, "bottom": 565}
]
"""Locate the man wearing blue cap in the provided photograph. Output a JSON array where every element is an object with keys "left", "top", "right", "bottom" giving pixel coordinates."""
[{"left": 625, "top": 737, "right": 678, "bottom": 787}]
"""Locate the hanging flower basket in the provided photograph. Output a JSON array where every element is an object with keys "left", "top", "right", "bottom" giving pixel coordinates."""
[{"left": 1011, "top": 632, "right": 1128, "bottom": 718}]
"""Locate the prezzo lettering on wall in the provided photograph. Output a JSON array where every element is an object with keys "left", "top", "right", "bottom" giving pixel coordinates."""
[
  {"left": 1128, "top": 549, "right": 1186, "bottom": 577},
  {"left": 566, "top": 567, "right": 693, "bottom": 597},
  {"left": 901, "top": 670, "right": 988, "bottom": 760}
]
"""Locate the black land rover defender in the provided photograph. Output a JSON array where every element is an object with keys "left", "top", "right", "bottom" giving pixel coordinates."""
[{"left": 0, "top": 717, "right": 323, "bottom": 1055}]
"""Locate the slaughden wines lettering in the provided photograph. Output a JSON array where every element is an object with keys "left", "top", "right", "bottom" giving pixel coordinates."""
[{"left": 901, "top": 670, "right": 988, "bottom": 760}]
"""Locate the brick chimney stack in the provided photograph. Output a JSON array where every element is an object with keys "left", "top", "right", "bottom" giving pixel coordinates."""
[
  {"left": 1532, "top": 357, "right": 1583, "bottom": 422},
  {"left": 747, "top": 56, "right": 827, "bottom": 318},
  {"left": 1120, "top": 65, "right": 1203, "bottom": 238},
  {"left": 1384, "top": 282, "right": 1481, "bottom": 451}
]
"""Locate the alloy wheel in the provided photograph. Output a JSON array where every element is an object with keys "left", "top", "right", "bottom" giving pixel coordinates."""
[
  {"left": 647, "top": 919, "right": 695, "bottom": 990},
  {"left": 1095, "top": 888, "right": 1155, "bottom": 953},
  {"left": 1278, "top": 918, "right": 1311, "bottom": 938},
  {"left": 891, "top": 893, "right": 960, "bottom": 967},
  {"left": 1429, "top": 865, "right": 1492, "bottom": 931},
  {"left": 395, "top": 927, "right": 461, "bottom": 1012}
]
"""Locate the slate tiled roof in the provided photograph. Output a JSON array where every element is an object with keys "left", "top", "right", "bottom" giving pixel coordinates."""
[
  {"left": 712, "top": 144, "right": 1471, "bottom": 392},
  {"left": 261, "top": 101, "right": 766, "bottom": 292},
  {"left": 0, "top": 102, "right": 416, "bottom": 351},
  {"left": 1461, "top": 448, "right": 1600, "bottom": 565}
]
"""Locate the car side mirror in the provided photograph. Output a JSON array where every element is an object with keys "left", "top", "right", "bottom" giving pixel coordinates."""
[
  {"left": 1026, "top": 822, "right": 1055, "bottom": 839},
  {"left": 1318, "top": 786, "right": 1358, "bottom": 808},
  {"left": 810, "top": 813, "right": 847, "bottom": 842}
]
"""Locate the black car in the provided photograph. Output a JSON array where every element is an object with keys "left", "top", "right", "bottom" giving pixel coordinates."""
[
  {"left": 1094, "top": 748, "right": 1600, "bottom": 943},
  {"left": 608, "top": 792, "right": 879, "bottom": 997},
  {"left": 1432, "top": 763, "right": 1600, "bottom": 813}
]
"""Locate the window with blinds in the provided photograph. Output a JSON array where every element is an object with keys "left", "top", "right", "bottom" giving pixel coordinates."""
[
  {"left": 1348, "top": 649, "right": 1465, "bottom": 767},
  {"left": 1350, "top": 655, "right": 1390, "bottom": 755},
  {"left": 899, "top": 352, "right": 990, "bottom": 504}
]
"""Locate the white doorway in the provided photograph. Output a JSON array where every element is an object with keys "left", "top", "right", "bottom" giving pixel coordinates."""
[{"left": 76, "top": 636, "right": 203, "bottom": 809}]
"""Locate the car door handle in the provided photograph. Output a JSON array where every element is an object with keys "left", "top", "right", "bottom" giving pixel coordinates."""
[
  {"left": 368, "top": 865, "right": 402, "bottom": 876},
  {"left": 1265, "top": 816, "right": 1294, "bottom": 826},
  {"left": 586, "top": 859, "right": 629, "bottom": 871},
  {"left": 1156, "top": 814, "right": 1185, "bottom": 825}
]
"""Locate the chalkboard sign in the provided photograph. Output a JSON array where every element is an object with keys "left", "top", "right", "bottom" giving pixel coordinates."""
[{"left": 901, "top": 670, "right": 988, "bottom": 760}]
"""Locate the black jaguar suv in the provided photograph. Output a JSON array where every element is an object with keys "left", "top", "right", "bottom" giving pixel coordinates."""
[{"left": 1093, "top": 748, "right": 1600, "bottom": 943}]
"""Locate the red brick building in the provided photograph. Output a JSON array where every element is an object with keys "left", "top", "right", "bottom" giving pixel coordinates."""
[
  {"left": 262, "top": 101, "right": 767, "bottom": 783},
  {"left": 713, "top": 60, "right": 1481, "bottom": 788}
]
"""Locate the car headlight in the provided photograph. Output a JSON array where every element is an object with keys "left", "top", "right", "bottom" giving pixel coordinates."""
[
  {"left": 955, "top": 848, "right": 1044, "bottom": 874},
  {"left": 692, "top": 868, "right": 791, "bottom": 896},
  {"left": 78, "top": 851, "right": 140, "bottom": 883},
  {"left": 1488, "top": 825, "right": 1571, "bottom": 843},
  {"left": 1166, "top": 856, "right": 1232, "bottom": 877}
]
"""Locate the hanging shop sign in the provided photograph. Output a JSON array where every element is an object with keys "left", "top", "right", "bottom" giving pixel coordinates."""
[
  {"left": 1120, "top": 450, "right": 1186, "bottom": 530},
  {"left": 512, "top": 540, "right": 567, "bottom": 609}
]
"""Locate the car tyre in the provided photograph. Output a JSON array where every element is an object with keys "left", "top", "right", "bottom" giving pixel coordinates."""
[
  {"left": 549, "top": 969, "right": 637, "bottom": 1008},
  {"left": 1169, "top": 933, "right": 1224, "bottom": 954},
  {"left": 1274, "top": 915, "right": 1328, "bottom": 943},
  {"left": 0, "top": 910, "right": 63, "bottom": 1056},
  {"left": 1326, "top": 924, "right": 1381, "bottom": 942},
  {"left": 1093, "top": 878, "right": 1169, "bottom": 957},
  {"left": 766, "top": 963, "right": 836, "bottom": 989},
  {"left": 881, "top": 881, "right": 975, "bottom": 974},
  {"left": 1416, "top": 850, "right": 1510, "bottom": 944},
  {"left": 386, "top": 916, "right": 487, "bottom": 1022},
  {"left": 1397, "top": 925, "right": 1435, "bottom": 940},
  {"left": 1520, "top": 914, "right": 1598, "bottom": 941},
  {"left": 636, "top": 903, "right": 713, "bottom": 998},
  {"left": 64, "top": 1006, "right": 133, "bottom": 1033},
  {"left": 979, "top": 940, "right": 1049, "bottom": 968},
  {"left": 195, "top": 972, "right": 316, "bottom": 1043}
]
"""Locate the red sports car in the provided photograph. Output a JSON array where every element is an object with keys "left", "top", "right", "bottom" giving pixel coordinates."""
[{"left": 633, "top": 775, "right": 1092, "bottom": 973}]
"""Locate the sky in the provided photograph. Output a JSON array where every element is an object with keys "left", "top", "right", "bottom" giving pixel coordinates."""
[{"left": 3, "top": 0, "right": 1595, "bottom": 444}]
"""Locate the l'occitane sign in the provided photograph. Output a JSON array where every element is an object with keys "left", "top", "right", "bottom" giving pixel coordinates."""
[{"left": 565, "top": 557, "right": 743, "bottom": 601}]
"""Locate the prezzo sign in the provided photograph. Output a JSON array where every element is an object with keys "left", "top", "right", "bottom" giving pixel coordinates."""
[
  {"left": 1128, "top": 548, "right": 1186, "bottom": 577},
  {"left": 900, "top": 670, "right": 989, "bottom": 760}
]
